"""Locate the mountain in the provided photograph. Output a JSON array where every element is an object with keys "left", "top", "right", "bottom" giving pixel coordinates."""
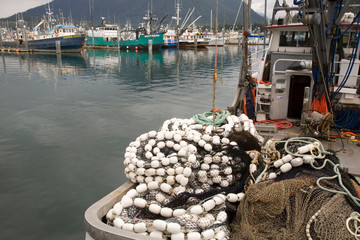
[{"left": 1, "top": 0, "right": 266, "bottom": 29}]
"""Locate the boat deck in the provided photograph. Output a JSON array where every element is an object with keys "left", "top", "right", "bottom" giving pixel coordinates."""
[
  {"left": 263, "top": 125, "right": 360, "bottom": 177},
  {"left": 84, "top": 125, "right": 360, "bottom": 240}
]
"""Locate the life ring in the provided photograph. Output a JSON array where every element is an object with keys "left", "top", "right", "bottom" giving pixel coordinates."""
[{"left": 55, "top": 33, "right": 59, "bottom": 37}]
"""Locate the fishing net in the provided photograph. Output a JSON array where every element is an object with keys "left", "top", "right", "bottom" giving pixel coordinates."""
[
  {"left": 228, "top": 134, "right": 360, "bottom": 240},
  {"left": 230, "top": 164, "right": 357, "bottom": 240},
  {"left": 105, "top": 113, "right": 262, "bottom": 239}
]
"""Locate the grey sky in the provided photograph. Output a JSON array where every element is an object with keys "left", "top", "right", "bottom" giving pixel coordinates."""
[{"left": 0, "top": 0, "right": 52, "bottom": 18}]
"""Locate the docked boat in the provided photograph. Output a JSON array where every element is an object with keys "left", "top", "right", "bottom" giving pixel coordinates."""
[
  {"left": 225, "top": 31, "right": 240, "bottom": 45},
  {"left": 162, "top": 29, "right": 178, "bottom": 48},
  {"left": 178, "top": 29, "right": 210, "bottom": 49},
  {"left": 0, "top": 6, "right": 84, "bottom": 53},
  {"left": 207, "top": 33, "right": 226, "bottom": 47},
  {"left": 85, "top": 12, "right": 163, "bottom": 50},
  {"left": 85, "top": 32, "right": 163, "bottom": 50},
  {"left": 84, "top": 0, "right": 360, "bottom": 239},
  {"left": 85, "top": 18, "right": 121, "bottom": 47}
]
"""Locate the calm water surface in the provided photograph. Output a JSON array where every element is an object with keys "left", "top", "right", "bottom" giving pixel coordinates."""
[{"left": 0, "top": 46, "right": 243, "bottom": 240}]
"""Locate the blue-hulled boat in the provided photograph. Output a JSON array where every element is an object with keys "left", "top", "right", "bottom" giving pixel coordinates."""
[{"left": 1, "top": 5, "right": 84, "bottom": 53}]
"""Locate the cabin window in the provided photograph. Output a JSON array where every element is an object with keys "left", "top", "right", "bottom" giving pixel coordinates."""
[
  {"left": 275, "top": 79, "right": 286, "bottom": 93},
  {"left": 279, "top": 31, "right": 310, "bottom": 47}
]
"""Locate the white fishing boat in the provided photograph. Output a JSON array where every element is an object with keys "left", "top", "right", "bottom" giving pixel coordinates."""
[
  {"left": 84, "top": 1, "right": 360, "bottom": 239},
  {"left": 85, "top": 18, "right": 120, "bottom": 44},
  {"left": 162, "top": 29, "right": 178, "bottom": 48},
  {"left": 225, "top": 31, "right": 241, "bottom": 45},
  {"left": 178, "top": 29, "right": 210, "bottom": 48},
  {"left": 207, "top": 33, "right": 226, "bottom": 47}
]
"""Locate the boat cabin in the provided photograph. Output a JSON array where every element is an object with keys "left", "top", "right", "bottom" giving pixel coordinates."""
[{"left": 254, "top": 20, "right": 360, "bottom": 122}]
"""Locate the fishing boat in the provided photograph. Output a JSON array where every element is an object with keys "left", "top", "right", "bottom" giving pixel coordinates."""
[
  {"left": 84, "top": 0, "right": 360, "bottom": 239},
  {"left": 178, "top": 29, "right": 210, "bottom": 49},
  {"left": 207, "top": 33, "right": 226, "bottom": 47},
  {"left": 162, "top": 29, "right": 178, "bottom": 48},
  {"left": 0, "top": 5, "right": 84, "bottom": 53},
  {"left": 85, "top": 11, "right": 163, "bottom": 50},
  {"left": 85, "top": 18, "right": 121, "bottom": 47},
  {"left": 85, "top": 31, "right": 163, "bottom": 50}
]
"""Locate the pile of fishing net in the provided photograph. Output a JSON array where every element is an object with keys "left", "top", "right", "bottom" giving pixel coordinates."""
[
  {"left": 230, "top": 137, "right": 360, "bottom": 240},
  {"left": 105, "top": 111, "right": 263, "bottom": 239}
]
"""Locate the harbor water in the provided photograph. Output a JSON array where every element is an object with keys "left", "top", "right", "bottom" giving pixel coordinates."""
[{"left": 0, "top": 46, "right": 243, "bottom": 240}]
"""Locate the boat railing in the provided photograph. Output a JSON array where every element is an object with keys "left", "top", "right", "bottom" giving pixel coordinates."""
[
  {"left": 248, "top": 47, "right": 269, "bottom": 74},
  {"left": 272, "top": 58, "right": 312, "bottom": 76}
]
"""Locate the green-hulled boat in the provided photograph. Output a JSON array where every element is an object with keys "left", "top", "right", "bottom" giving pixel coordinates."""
[{"left": 84, "top": 33, "right": 163, "bottom": 50}]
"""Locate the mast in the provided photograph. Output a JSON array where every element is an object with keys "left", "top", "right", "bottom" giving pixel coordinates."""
[
  {"left": 89, "top": 0, "right": 95, "bottom": 46},
  {"left": 231, "top": 0, "right": 252, "bottom": 115},
  {"left": 173, "top": 0, "right": 181, "bottom": 48},
  {"left": 143, "top": 3, "right": 158, "bottom": 34},
  {"left": 210, "top": 9, "right": 213, "bottom": 33},
  {"left": 45, "top": 3, "right": 54, "bottom": 32}
]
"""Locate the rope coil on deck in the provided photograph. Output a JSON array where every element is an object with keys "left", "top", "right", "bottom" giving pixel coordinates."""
[{"left": 193, "top": 110, "right": 231, "bottom": 126}]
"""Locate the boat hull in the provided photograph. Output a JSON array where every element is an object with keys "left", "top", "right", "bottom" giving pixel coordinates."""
[
  {"left": 84, "top": 181, "right": 155, "bottom": 240},
  {"left": 162, "top": 38, "right": 178, "bottom": 48},
  {"left": 1, "top": 34, "right": 85, "bottom": 53},
  {"left": 84, "top": 34, "right": 163, "bottom": 50},
  {"left": 178, "top": 42, "right": 209, "bottom": 49}
]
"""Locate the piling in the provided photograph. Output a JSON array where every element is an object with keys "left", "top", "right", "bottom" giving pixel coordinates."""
[
  {"left": 23, "top": 27, "right": 29, "bottom": 51},
  {"left": 117, "top": 28, "right": 120, "bottom": 49},
  {"left": 56, "top": 40, "right": 61, "bottom": 54},
  {"left": 0, "top": 29, "right": 3, "bottom": 49},
  {"left": 148, "top": 39, "right": 153, "bottom": 52},
  {"left": 194, "top": 38, "right": 198, "bottom": 48}
]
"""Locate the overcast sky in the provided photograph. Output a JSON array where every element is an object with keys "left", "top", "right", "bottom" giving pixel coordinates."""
[
  {"left": 0, "top": 0, "right": 52, "bottom": 18},
  {"left": 0, "top": 0, "right": 281, "bottom": 20}
]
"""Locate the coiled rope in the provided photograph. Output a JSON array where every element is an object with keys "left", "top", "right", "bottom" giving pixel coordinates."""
[
  {"left": 281, "top": 137, "right": 360, "bottom": 208},
  {"left": 346, "top": 211, "right": 360, "bottom": 239},
  {"left": 193, "top": 110, "right": 231, "bottom": 126}
]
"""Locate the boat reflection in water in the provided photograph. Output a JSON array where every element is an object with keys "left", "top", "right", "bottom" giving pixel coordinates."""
[
  {"left": 0, "top": 52, "right": 87, "bottom": 81},
  {"left": 0, "top": 45, "right": 242, "bottom": 89}
]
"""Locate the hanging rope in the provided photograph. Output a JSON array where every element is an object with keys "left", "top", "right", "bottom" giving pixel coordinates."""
[{"left": 212, "top": 0, "right": 219, "bottom": 127}]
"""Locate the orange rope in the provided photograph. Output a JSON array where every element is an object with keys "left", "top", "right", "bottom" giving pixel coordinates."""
[
  {"left": 341, "top": 132, "right": 360, "bottom": 138},
  {"left": 310, "top": 93, "right": 329, "bottom": 114},
  {"left": 255, "top": 120, "right": 293, "bottom": 129}
]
